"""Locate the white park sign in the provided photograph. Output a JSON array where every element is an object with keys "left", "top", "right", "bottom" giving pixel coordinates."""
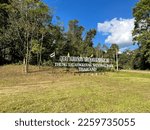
[{"left": 54, "top": 56, "right": 113, "bottom": 72}]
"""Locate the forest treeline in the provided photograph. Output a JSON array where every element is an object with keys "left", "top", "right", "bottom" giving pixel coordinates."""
[{"left": 0, "top": 0, "right": 150, "bottom": 73}]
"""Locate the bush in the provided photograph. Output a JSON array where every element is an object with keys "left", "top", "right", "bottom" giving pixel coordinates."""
[{"left": 42, "top": 60, "right": 53, "bottom": 66}]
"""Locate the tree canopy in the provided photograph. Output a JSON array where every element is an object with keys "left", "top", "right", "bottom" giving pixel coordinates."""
[
  {"left": 133, "top": 0, "right": 150, "bottom": 69},
  {"left": 0, "top": 0, "right": 150, "bottom": 72}
]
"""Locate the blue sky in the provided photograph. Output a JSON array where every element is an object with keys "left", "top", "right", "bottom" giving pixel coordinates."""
[{"left": 43, "top": 0, "right": 139, "bottom": 51}]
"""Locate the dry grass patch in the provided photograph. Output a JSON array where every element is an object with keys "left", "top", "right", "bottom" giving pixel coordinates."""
[{"left": 0, "top": 65, "right": 150, "bottom": 112}]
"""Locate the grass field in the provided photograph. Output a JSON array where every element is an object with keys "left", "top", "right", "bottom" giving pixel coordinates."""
[{"left": 0, "top": 65, "right": 150, "bottom": 113}]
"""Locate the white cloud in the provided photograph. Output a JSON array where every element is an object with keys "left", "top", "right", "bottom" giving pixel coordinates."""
[{"left": 97, "top": 18, "right": 135, "bottom": 48}]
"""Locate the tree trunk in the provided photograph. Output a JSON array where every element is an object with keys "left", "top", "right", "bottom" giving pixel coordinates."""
[
  {"left": 116, "top": 49, "right": 119, "bottom": 71},
  {"left": 39, "top": 34, "right": 44, "bottom": 69},
  {"left": 37, "top": 53, "right": 40, "bottom": 69},
  {"left": 25, "top": 40, "right": 29, "bottom": 74}
]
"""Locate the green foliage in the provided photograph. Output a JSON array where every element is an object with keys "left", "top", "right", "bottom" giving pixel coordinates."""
[
  {"left": 133, "top": 0, "right": 150, "bottom": 69},
  {"left": 84, "top": 29, "right": 97, "bottom": 47},
  {"left": 119, "top": 50, "right": 134, "bottom": 69},
  {"left": 31, "top": 39, "right": 45, "bottom": 54},
  {"left": 66, "top": 20, "right": 85, "bottom": 56},
  {"left": 0, "top": 0, "right": 53, "bottom": 70},
  {"left": 106, "top": 44, "right": 119, "bottom": 70},
  {"left": 107, "top": 44, "right": 119, "bottom": 59},
  {"left": 1, "top": 0, "right": 149, "bottom": 71}
]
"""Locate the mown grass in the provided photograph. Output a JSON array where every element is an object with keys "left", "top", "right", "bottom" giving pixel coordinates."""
[{"left": 0, "top": 65, "right": 150, "bottom": 113}]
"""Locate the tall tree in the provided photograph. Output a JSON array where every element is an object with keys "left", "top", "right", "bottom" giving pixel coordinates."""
[
  {"left": 107, "top": 44, "right": 119, "bottom": 70},
  {"left": 119, "top": 49, "right": 134, "bottom": 69},
  {"left": 0, "top": 0, "right": 10, "bottom": 65},
  {"left": 83, "top": 29, "right": 96, "bottom": 56},
  {"left": 133, "top": 0, "right": 150, "bottom": 69},
  {"left": 95, "top": 43, "right": 103, "bottom": 58},
  {"left": 66, "top": 19, "right": 85, "bottom": 56},
  {"left": 84, "top": 29, "right": 96, "bottom": 47},
  {"left": 1, "top": 0, "right": 51, "bottom": 73}
]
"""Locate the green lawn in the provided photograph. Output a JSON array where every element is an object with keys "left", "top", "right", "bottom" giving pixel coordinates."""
[{"left": 0, "top": 65, "right": 150, "bottom": 112}]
